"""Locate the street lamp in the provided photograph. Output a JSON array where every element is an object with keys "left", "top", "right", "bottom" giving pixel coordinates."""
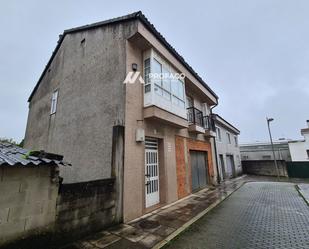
[{"left": 266, "top": 117, "right": 280, "bottom": 181}]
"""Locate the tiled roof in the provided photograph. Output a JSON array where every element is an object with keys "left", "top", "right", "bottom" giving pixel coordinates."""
[
  {"left": 28, "top": 11, "right": 218, "bottom": 102},
  {"left": 0, "top": 142, "right": 69, "bottom": 167}
]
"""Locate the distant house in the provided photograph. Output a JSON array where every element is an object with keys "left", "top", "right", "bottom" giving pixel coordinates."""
[
  {"left": 288, "top": 120, "right": 309, "bottom": 161},
  {"left": 240, "top": 140, "right": 291, "bottom": 162},
  {"left": 213, "top": 114, "right": 241, "bottom": 180}
]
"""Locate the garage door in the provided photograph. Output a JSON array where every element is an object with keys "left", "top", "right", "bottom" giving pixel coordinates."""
[{"left": 190, "top": 151, "right": 208, "bottom": 192}]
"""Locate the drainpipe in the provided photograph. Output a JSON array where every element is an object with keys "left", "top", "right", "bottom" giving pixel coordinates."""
[{"left": 210, "top": 103, "right": 220, "bottom": 184}]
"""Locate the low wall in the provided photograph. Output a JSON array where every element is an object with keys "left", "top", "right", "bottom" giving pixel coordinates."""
[
  {"left": 0, "top": 169, "right": 117, "bottom": 249},
  {"left": 55, "top": 178, "right": 116, "bottom": 240},
  {"left": 0, "top": 166, "right": 59, "bottom": 247},
  {"left": 242, "top": 160, "right": 288, "bottom": 177}
]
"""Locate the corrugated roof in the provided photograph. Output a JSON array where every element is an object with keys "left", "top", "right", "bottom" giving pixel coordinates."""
[
  {"left": 0, "top": 142, "right": 69, "bottom": 167},
  {"left": 28, "top": 11, "right": 218, "bottom": 102}
]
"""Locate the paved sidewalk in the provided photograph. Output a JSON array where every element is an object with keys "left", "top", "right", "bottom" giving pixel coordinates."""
[
  {"left": 297, "top": 184, "right": 309, "bottom": 205},
  {"left": 61, "top": 176, "right": 246, "bottom": 249}
]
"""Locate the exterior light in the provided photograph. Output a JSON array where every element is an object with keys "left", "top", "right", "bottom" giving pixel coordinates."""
[{"left": 132, "top": 63, "right": 138, "bottom": 71}]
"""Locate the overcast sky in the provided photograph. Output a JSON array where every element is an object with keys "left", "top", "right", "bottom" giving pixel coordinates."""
[{"left": 0, "top": 0, "right": 308, "bottom": 143}]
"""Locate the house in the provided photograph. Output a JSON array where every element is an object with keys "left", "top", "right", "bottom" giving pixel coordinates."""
[
  {"left": 24, "top": 11, "right": 220, "bottom": 222},
  {"left": 240, "top": 140, "right": 291, "bottom": 161},
  {"left": 288, "top": 120, "right": 309, "bottom": 161},
  {"left": 213, "top": 114, "right": 241, "bottom": 180},
  {"left": 240, "top": 140, "right": 291, "bottom": 177}
]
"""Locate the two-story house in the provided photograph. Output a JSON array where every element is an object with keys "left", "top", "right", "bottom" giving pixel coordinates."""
[
  {"left": 24, "top": 11, "right": 218, "bottom": 222},
  {"left": 213, "top": 114, "right": 242, "bottom": 180}
]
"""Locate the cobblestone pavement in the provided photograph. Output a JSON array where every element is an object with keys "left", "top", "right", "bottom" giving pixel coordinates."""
[{"left": 165, "top": 182, "right": 309, "bottom": 249}]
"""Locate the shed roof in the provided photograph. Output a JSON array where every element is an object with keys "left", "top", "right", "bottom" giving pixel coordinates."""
[
  {"left": 28, "top": 11, "right": 218, "bottom": 102},
  {"left": 0, "top": 142, "right": 69, "bottom": 167}
]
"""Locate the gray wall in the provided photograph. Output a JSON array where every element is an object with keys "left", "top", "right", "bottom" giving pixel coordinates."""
[
  {"left": 242, "top": 160, "right": 288, "bottom": 177},
  {"left": 215, "top": 122, "right": 242, "bottom": 180},
  {"left": 0, "top": 165, "right": 59, "bottom": 247},
  {"left": 24, "top": 21, "right": 138, "bottom": 183},
  {"left": 240, "top": 143, "right": 291, "bottom": 162}
]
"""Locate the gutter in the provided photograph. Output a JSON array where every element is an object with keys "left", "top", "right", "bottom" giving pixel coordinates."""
[{"left": 210, "top": 103, "right": 220, "bottom": 183}]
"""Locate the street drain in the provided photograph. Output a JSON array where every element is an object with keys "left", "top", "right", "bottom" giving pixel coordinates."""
[{"left": 139, "top": 220, "right": 160, "bottom": 229}]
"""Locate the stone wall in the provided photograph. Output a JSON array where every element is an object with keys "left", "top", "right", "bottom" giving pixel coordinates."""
[
  {"left": 0, "top": 165, "right": 59, "bottom": 247},
  {"left": 242, "top": 160, "right": 288, "bottom": 177},
  {"left": 55, "top": 178, "right": 116, "bottom": 241}
]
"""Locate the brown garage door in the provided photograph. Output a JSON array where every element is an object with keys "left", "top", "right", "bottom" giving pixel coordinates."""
[{"left": 190, "top": 151, "right": 208, "bottom": 192}]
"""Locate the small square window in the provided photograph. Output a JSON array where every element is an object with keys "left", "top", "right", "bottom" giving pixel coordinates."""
[{"left": 50, "top": 90, "right": 58, "bottom": 115}]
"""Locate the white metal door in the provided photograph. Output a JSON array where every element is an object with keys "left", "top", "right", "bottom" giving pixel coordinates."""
[{"left": 145, "top": 138, "right": 159, "bottom": 208}]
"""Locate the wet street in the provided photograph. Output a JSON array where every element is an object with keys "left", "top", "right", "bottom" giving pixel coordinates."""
[{"left": 165, "top": 182, "right": 309, "bottom": 249}]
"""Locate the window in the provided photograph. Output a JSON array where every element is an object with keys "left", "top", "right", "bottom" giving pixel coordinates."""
[
  {"left": 307, "top": 150, "right": 309, "bottom": 158},
  {"left": 50, "top": 90, "right": 58, "bottom": 114},
  {"left": 262, "top": 155, "right": 271, "bottom": 159},
  {"left": 216, "top": 127, "right": 221, "bottom": 141},
  {"left": 227, "top": 132, "right": 231, "bottom": 144},
  {"left": 234, "top": 136, "right": 238, "bottom": 147},
  {"left": 171, "top": 79, "right": 185, "bottom": 108},
  {"left": 148, "top": 58, "right": 185, "bottom": 108},
  {"left": 186, "top": 96, "right": 193, "bottom": 108},
  {"left": 144, "top": 58, "right": 151, "bottom": 93}
]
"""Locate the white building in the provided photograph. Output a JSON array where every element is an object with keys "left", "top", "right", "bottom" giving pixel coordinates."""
[
  {"left": 213, "top": 114, "right": 242, "bottom": 181},
  {"left": 288, "top": 120, "right": 309, "bottom": 161}
]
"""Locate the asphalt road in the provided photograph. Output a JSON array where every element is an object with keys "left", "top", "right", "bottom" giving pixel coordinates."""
[{"left": 165, "top": 182, "right": 309, "bottom": 249}]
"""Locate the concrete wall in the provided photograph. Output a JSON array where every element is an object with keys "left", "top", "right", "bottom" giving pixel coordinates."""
[
  {"left": 242, "top": 160, "right": 288, "bottom": 177},
  {"left": 0, "top": 166, "right": 59, "bottom": 247},
  {"left": 55, "top": 179, "right": 116, "bottom": 241},
  {"left": 289, "top": 141, "right": 308, "bottom": 161},
  {"left": 215, "top": 123, "right": 242, "bottom": 180},
  {"left": 24, "top": 20, "right": 138, "bottom": 183}
]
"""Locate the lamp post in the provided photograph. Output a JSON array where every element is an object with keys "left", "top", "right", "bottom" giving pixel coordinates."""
[{"left": 266, "top": 117, "right": 280, "bottom": 181}]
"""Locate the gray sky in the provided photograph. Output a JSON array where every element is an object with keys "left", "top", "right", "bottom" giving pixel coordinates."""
[{"left": 0, "top": 0, "right": 308, "bottom": 143}]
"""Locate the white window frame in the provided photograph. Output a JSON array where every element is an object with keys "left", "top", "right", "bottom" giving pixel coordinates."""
[
  {"left": 50, "top": 89, "right": 59, "bottom": 115},
  {"left": 216, "top": 127, "right": 222, "bottom": 142}
]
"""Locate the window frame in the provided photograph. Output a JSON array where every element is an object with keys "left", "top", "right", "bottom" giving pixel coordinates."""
[
  {"left": 50, "top": 89, "right": 59, "bottom": 115},
  {"left": 227, "top": 132, "right": 231, "bottom": 144}
]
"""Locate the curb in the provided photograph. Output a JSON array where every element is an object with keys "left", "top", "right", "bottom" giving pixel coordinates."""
[
  {"left": 152, "top": 182, "right": 246, "bottom": 249},
  {"left": 295, "top": 185, "right": 309, "bottom": 206}
]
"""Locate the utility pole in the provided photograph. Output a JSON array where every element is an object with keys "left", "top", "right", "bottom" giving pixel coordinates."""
[{"left": 266, "top": 117, "right": 280, "bottom": 181}]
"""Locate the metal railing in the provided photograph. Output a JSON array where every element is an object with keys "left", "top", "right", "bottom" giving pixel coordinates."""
[{"left": 187, "top": 107, "right": 216, "bottom": 131}]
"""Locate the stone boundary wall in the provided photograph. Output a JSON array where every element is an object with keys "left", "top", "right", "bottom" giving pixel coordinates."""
[
  {"left": 242, "top": 160, "right": 288, "bottom": 177},
  {"left": 55, "top": 178, "right": 116, "bottom": 240},
  {"left": 0, "top": 165, "right": 59, "bottom": 247}
]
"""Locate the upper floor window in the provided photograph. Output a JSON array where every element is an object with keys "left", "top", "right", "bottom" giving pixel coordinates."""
[
  {"left": 227, "top": 132, "right": 231, "bottom": 144},
  {"left": 307, "top": 150, "right": 309, "bottom": 158},
  {"left": 234, "top": 136, "right": 238, "bottom": 147},
  {"left": 50, "top": 90, "right": 58, "bottom": 115},
  {"left": 148, "top": 58, "right": 185, "bottom": 108},
  {"left": 216, "top": 127, "right": 222, "bottom": 141}
]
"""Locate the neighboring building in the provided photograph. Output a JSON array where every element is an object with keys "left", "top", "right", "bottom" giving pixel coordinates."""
[
  {"left": 288, "top": 120, "right": 309, "bottom": 161},
  {"left": 213, "top": 114, "right": 241, "bottom": 181},
  {"left": 240, "top": 140, "right": 291, "bottom": 161},
  {"left": 24, "top": 12, "right": 220, "bottom": 222}
]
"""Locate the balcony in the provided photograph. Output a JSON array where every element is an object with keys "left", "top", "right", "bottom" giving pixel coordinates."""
[{"left": 187, "top": 107, "right": 216, "bottom": 136}]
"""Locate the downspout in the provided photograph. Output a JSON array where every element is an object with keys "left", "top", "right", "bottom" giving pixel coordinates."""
[{"left": 210, "top": 103, "right": 220, "bottom": 184}]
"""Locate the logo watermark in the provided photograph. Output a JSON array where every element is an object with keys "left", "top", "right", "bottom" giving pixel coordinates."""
[{"left": 123, "top": 71, "right": 185, "bottom": 84}]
